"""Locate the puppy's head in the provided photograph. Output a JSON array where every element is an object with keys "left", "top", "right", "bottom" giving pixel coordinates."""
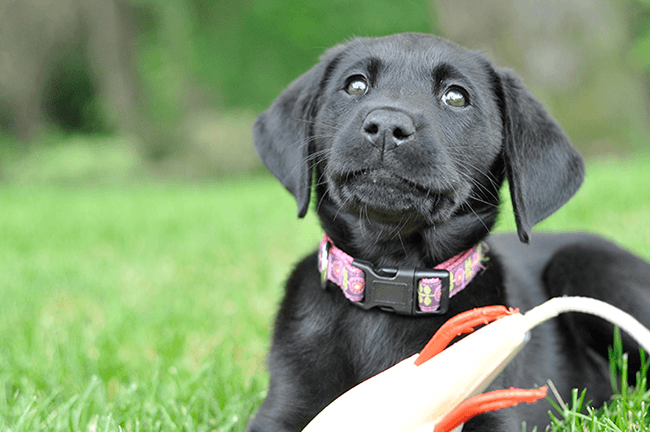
[{"left": 253, "top": 34, "right": 584, "bottom": 244}]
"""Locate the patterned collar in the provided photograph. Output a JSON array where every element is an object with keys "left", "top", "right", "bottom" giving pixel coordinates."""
[{"left": 318, "top": 235, "right": 489, "bottom": 316}]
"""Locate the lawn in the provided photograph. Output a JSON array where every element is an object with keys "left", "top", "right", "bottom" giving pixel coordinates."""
[{"left": 1, "top": 155, "right": 650, "bottom": 431}]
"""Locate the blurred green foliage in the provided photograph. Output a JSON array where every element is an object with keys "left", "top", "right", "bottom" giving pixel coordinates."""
[
  {"left": 3, "top": 0, "right": 650, "bottom": 177},
  {"left": 114, "top": 0, "right": 650, "bottom": 160},
  {"left": 628, "top": 0, "right": 650, "bottom": 79},
  {"left": 135, "top": 0, "right": 435, "bottom": 113}
]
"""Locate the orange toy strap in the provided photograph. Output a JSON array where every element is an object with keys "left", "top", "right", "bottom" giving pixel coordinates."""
[
  {"left": 433, "top": 386, "right": 548, "bottom": 432},
  {"left": 414, "top": 305, "right": 519, "bottom": 366}
]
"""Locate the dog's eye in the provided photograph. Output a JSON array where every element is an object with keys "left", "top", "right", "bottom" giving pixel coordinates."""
[
  {"left": 346, "top": 76, "right": 368, "bottom": 95},
  {"left": 442, "top": 87, "right": 469, "bottom": 108}
]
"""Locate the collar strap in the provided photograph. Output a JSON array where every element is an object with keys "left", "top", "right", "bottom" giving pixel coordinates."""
[{"left": 318, "top": 235, "right": 489, "bottom": 316}]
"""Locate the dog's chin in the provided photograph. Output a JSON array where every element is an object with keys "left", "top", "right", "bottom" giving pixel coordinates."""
[{"left": 331, "top": 170, "right": 456, "bottom": 231}]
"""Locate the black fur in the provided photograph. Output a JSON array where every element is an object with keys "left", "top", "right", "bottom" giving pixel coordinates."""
[{"left": 248, "top": 34, "right": 650, "bottom": 431}]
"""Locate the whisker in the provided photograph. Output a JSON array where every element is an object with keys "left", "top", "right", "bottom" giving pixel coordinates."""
[{"left": 468, "top": 204, "right": 491, "bottom": 234}]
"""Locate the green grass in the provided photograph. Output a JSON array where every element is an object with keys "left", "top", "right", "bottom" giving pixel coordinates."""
[
  {"left": 1, "top": 155, "right": 650, "bottom": 430},
  {"left": 546, "top": 330, "right": 650, "bottom": 431},
  {"left": 0, "top": 179, "right": 322, "bottom": 431}
]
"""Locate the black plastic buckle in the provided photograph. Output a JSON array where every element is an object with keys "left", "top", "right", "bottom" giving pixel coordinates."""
[{"left": 352, "top": 259, "right": 450, "bottom": 316}]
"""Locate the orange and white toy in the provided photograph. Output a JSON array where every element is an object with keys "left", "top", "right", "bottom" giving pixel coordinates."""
[{"left": 302, "top": 297, "right": 650, "bottom": 432}]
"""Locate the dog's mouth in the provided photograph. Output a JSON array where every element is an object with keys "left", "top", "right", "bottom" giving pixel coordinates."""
[
  {"left": 343, "top": 169, "right": 432, "bottom": 199},
  {"left": 334, "top": 168, "right": 454, "bottom": 225}
]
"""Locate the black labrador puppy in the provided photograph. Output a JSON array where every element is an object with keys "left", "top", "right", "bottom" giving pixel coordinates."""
[{"left": 248, "top": 34, "right": 650, "bottom": 431}]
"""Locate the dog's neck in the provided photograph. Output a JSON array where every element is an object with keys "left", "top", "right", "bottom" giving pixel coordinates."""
[
  {"left": 318, "top": 202, "right": 497, "bottom": 269},
  {"left": 314, "top": 155, "right": 504, "bottom": 270}
]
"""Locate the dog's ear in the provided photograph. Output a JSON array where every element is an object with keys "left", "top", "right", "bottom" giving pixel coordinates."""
[
  {"left": 253, "top": 45, "right": 346, "bottom": 217},
  {"left": 497, "top": 69, "right": 585, "bottom": 243}
]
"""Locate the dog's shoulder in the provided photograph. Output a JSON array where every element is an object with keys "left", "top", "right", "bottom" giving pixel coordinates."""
[
  {"left": 488, "top": 231, "right": 629, "bottom": 266},
  {"left": 488, "top": 231, "right": 634, "bottom": 309},
  {"left": 272, "top": 251, "right": 347, "bottom": 339}
]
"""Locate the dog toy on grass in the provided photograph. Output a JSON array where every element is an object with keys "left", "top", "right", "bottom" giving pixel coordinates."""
[{"left": 302, "top": 297, "right": 650, "bottom": 432}]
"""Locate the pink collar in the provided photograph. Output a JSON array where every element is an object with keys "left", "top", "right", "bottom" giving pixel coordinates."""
[{"left": 318, "top": 235, "right": 489, "bottom": 316}]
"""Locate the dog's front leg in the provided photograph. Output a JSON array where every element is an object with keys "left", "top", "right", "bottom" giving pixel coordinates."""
[
  {"left": 247, "top": 350, "right": 353, "bottom": 432},
  {"left": 247, "top": 255, "right": 355, "bottom": 431},
  {"left": 247, "top": 329, "right": 355, "bottom": 432}
]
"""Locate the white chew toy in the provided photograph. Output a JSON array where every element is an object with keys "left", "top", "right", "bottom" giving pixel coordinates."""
[{"left": 302, "top": 296, "right": 650, "bottom": 432}]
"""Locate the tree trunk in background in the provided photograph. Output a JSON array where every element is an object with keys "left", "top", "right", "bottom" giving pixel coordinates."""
[
  {"left": 435, "top": 0, "right": 650, "bottom": 155},
  {"left": 82, "top": 0, "right": 145, "bottom": 144},
  {"left": 0, "top": 0, "right": 159, "bottom": 155},
  {"left": 0, "top": 0, "right": 79, "bottom": 138}
]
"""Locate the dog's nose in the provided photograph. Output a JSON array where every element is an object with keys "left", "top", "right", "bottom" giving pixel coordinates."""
[{"left": 362, "top": 109, "right": 415, "bottom": 152}]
